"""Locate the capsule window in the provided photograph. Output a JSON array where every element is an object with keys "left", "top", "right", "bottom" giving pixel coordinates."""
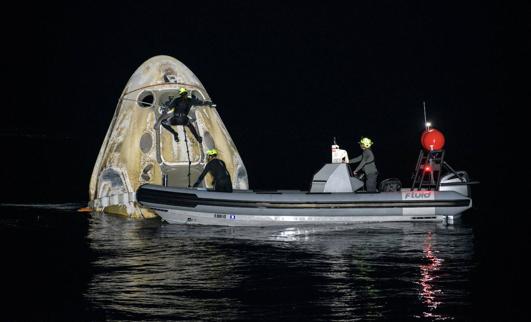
[
  {"left": 137, "top": 90, "right": 155, "bottom": 108},
  {"left": 140, "top": 132, "right": 153, "bottom": 153},
  {"left": 190, "top": 89, "right": 206, "bottom": 100}
]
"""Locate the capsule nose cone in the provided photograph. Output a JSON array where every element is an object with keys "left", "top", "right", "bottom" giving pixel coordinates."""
[{"left": 125, "top": 55, "right": 210, "bottom": 101}]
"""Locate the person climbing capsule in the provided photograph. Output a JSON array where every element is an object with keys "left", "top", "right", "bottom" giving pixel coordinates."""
[{"left": 160, "top": 87, "right": 212, "bottom": 143}]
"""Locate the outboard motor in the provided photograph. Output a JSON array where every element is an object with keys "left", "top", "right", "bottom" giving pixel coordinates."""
[{"left": 439, "top": 171, "right": 471, "bottom": 197}]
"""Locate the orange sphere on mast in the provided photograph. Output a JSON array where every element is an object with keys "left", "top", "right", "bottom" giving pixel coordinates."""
[{"left": 421, "top": 128, "right": 445, "bottom": 151}]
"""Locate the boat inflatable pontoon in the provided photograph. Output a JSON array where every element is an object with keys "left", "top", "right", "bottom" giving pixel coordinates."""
[{"left": 137, "top": 161, "right": 474, "bottom": 226}]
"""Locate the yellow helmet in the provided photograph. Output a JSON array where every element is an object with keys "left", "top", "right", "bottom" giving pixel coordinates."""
[
  {"left": 207, "top": 149, "right": 218, "bottom": 156},
  {"left": 178, "top": 87, "right": 188, "bottom": 96},
  {"left": 359, "top": 137, "right": 373, "bottom": 148}
]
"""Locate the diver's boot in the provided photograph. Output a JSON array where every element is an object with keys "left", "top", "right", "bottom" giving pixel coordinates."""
[{"left": 187, "top": 124, "right": 202, "bottom": 144}]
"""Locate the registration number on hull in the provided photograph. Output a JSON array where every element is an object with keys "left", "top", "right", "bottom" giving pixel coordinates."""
[{"left": 214, "top": 214, "right": 236, "bottom": 220}]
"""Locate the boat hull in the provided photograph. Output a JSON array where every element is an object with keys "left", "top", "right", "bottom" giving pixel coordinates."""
[{"left": 137, "top": 184, "right": 471, "bottom": 226}]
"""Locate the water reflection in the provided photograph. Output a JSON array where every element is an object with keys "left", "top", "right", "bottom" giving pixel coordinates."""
[
  {"left": 419, "top": 231, "right": 444, "bottom": 319},
  {"left": 83, "top": 215, "right": 474, "bottom": 321}
]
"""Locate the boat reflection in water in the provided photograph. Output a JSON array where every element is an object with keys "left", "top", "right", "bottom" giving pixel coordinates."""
[
  {"left": 84, "top": 215, "right": 474, "bottom": 320},
  {"left": 418, "top": 231, "right": 444, "bottom": 319}
]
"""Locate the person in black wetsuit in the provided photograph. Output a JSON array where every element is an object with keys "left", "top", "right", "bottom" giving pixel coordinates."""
[
  {"left": 349, "top": 137, "right": 379, "bottom": 192},
  {"left": 160, "top": 87, "right": 212, "bottom": 143},
  {"left": 193, "top": 149, "right": 233, "bottom": 192}
]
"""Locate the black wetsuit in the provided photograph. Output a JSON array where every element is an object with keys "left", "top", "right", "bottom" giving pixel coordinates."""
[
  {"left": 349, "top": 148, "right": 379, "bottom": 192},
  {"left": 193, "top": 158, "right": 233, "bottom": 192},
  {"left": 161, "top": 95, "right": 210, "bottom": 143}
]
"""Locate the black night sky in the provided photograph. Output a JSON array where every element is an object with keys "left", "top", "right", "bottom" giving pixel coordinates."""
[
  {"left": 3, "top": 1, "right": 523, "bottom": 319},
  {"left": 3, "top": 1, "right": 503, "bottom": 199}
]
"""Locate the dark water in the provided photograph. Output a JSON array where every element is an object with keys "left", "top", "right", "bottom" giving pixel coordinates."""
[{"left": 0, "top": 204, "right": 500, "bottom": 321}]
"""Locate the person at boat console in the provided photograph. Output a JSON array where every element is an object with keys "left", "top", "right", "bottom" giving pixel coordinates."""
[
  {"left": 193, "top": 149, "right": 233, "bottom": 192},
  {"left": 160, "top": 87, "right": 212, "bottom": 143},
  {"left": 349, "top": 137, "right": 379, "bottom": 192}
]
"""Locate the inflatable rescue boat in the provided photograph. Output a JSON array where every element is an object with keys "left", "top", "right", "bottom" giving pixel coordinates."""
[{"left": 137, "top": 130, "right": 476, "bottom": 226}]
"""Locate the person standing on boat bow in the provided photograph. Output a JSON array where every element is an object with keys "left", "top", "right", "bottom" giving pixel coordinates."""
[
  {"left": 193, "top": 149, "right": 233, "bottom": 192},
  {"left": 349, "top": 137, "right": 379, "bottom": 192},
  {"left": 160, "top": 87, "right": 212, "bottom": 143}
]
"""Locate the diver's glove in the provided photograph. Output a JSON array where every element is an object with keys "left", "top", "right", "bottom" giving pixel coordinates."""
[{"left": 159, "top": 104, "right": 172, "bottom": 114}]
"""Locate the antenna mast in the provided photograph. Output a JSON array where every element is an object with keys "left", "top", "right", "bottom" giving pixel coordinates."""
[{"left": 423, "top": 101, "right": 428, "bottom": 130}]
